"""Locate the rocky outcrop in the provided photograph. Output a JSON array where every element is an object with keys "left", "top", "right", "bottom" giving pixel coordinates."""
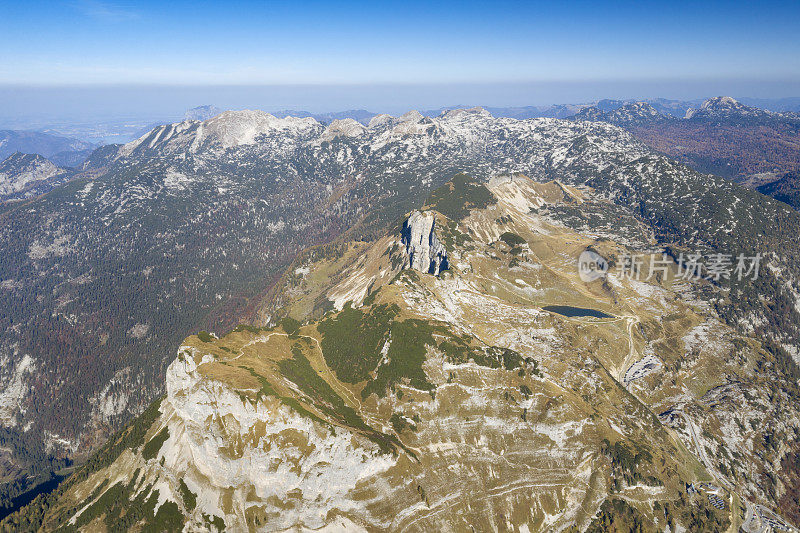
[{"left": 401, "top": 211, "right": 448, "bottom": 274}]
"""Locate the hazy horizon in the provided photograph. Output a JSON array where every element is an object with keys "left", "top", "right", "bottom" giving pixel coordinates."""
[{"left": 2, "top": 79, "right": 800, "bottom": 124}]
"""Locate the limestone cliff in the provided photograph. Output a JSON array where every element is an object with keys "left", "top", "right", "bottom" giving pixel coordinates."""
[{"left": 401, "top": 211, "right": 448, "bottom": 275}]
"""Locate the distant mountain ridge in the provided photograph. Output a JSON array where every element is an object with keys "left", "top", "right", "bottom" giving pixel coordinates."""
[
  {"left": 572, "top": 96, "right": 800, "bottom": 125},
  {"left": 685, "top": 95, "right": 777, "bottom": 120},
  {"left": 571, "top": 96, "right": 800, "bottom": 195},
  {"left": 178, "top": 96, "right": 800, "bottom": 130},
  {"left": 270, "top": 108, "right": 377, "bottom": 125},
  {"left": 0, "top": 130, "right": 93, "bottom": 167},
  {"left": 0, "top": 152, "right": 75, "bottom": 201},
  {"left": 183, "top": 105, "right": 222, "bottom": 121},
  {"left": 573, "top": 101, "right": 667, "bottom": 125}
]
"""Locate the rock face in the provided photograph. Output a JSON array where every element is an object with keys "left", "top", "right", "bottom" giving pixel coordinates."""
[
  {"left": 401, "top": 211, "right": 448, "bottom": 274},
  {"left": 161, "top": 348, "right": 394, "bottom": 531}
]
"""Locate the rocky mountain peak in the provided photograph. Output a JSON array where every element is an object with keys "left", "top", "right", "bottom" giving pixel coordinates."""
[
  {"left": 617, "top": 101, "right": 659, "bottom": 115},
  {"left": 201, "top": 110, "right": 320, "bottom": 148},
  {"left": 701, "top": 95, "right": 740, "bottom": 110},
  {"left": 367, "top": 113, "right": 394, "bottom": 129},
  {"left": 606, "top": 102, "right": 665, "bottom": 124},
  {"left": 183, "top": 105, "right": 222, "bottom": 121},
  {"left": 319, "top": 118, "right": 366, "bottom": 141},
  {"left": 2, "top": 151, "right": 52, "bottom": 167},
  {"left": 401, "top": 210, "right": 448, "bottom": 274},
  {"left": 685, "top": 96, "right": 765, "bottom": 119},
  {"left": 397, "top": 110, "right": 424, "bottom": 123},
  {"left": 572, "top": 106, "right": 605, "bottom": 121},
  {"left": 440, "top": 107, "right": 492, "bottom": 119},
  {"left": 572, "top": 102, "right": 667, "bottom": 126},
  {"left": 120, "top": 109, "right": 323, "bottom": 156}
]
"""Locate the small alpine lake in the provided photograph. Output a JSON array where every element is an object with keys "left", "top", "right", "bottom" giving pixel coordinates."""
[{"left": 542, "top": 305, "right": 614, "bottom": 319}]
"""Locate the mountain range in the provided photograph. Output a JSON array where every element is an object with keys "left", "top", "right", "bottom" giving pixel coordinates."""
[
  {"left": 0, "top": 107, "right": 799, "bottom": 530},
  {"left": 572, "top": 97, "right": 800, "bottom": 191},
  {"left": 0, "top": 130, "right": 93, "bottom": 167}
]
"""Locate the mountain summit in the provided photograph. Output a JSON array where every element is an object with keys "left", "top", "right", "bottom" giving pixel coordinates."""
[
  {"left": 685, "top": 96, "right": 770, "bottom": 119},
  {"left": 572, "top": 101, "right": 668, "bottom": 126},
  {"left": 0, "top": 152, "right": 60, "bottom": 196},
  {"left": 183, "top": 105, "right": 222, "bottom": 121}
]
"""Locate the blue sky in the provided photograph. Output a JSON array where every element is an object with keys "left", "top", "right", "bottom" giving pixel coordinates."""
[
  {"left": 0, "top": 0, "right": 799, "bottom": 115},
  {"left": 3, "top": 0, "right": 800, "bottom": 85}
]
